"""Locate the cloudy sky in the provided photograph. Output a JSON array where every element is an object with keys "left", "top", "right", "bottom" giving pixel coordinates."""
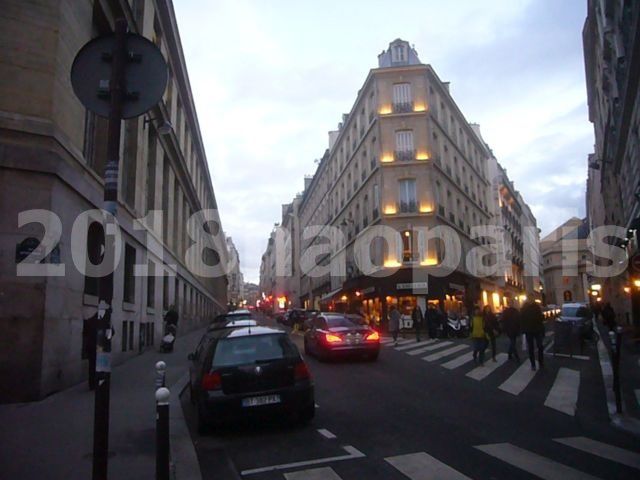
[{"left": 173, "top": 0, "right": 592, "bottom": 284}]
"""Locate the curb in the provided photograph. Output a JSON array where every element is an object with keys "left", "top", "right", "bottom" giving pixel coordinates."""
[
  {"left": 170, "top": 372, "right": 202, "bottom": 480},
  {"left": 595, "top": 331, "right": 640, "bottom": 438}
]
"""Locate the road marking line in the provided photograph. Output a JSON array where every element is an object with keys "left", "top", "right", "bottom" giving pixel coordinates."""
[
  {"left": 315, "top": 403, "right": 319, "bottom": 408},
  {"left": 317, "top": 428, "right": 336, "bottom": 439},
  {"left": 546, "top": 330, "right": 554, "bottom": 337},
  {"left": 499, "top": 360, "right": 537, "bottom": 395},
  {"left": 383, "top": 339, "right": 415, "bottom": 347},
  {"left": 441, "top": 351, "right": 475, "bottom": 370},
  {"left": 405, "top": 341, "right": 453, "bottom": 355},
  {"left": 240, "top": 445, "right": 365, "bottom": 476},
  {"left": 422, "top": 344, "right": 468, "bottom": 362},
  {"left": 546, "top": 352, "right": 590, "bottom": 361},
  {"left": 466, "top": 353, "right": 508, "bottom": 381},
  {"left": 553, "top": 436, "right": 640, "bottom": 470},
  {"left": 544, "top": 339, "right": 554, "bottom": 353},
  {"left": 396, "top": 339, "right": 437, "bottom": 351},
  {"left": 544, "top": 367, "right": 580, "bottom": 416},
  {"left": 380, "top": 338, "right": 394, "bottom": 344},
  {"left": 474, "top": 443, "right": 600, "bottom": 480},
  {"left": 284, "top": 467, "right": 341, "bottom": 480},
  {"left": 385, "top": 451, "right": 471, "bottom": 479}
]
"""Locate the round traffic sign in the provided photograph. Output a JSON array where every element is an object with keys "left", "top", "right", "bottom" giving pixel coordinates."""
[{"left": 71, "top": 33, "right": 168, "bottom": 119}]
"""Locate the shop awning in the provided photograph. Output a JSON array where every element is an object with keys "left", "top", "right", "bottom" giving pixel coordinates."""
[{"left": 320, "top": 288, "right": 343, "bottom": 302}]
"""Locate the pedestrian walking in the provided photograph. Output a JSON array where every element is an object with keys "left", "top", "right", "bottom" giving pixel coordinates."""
[
  {"left": 520, "top": 300, "right": 545, "bottom": 371},
  {"left": 470, "top": 305, "right": 487, "bottom": 366},
  {"left": 426, "top": 304, "right": 438, "bottom": 339},
  {"left": 388, "top": 305, "right": 401, "bottom": 346},
  {"left": 501, "top": 305, "right": 521, "bottom": 362},
  {"left": 412, "top": 305, "right": 424, "bottom": 342},
  {"left": 602, "top": 302, "right": 616, "bottom": 331},
  {"left": 483, "top": 305, "right": 499, "bottom": 362}
]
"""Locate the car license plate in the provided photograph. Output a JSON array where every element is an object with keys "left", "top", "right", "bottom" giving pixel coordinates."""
[{"left": 241, "top": 394, "right": 281, "bottom": 407}]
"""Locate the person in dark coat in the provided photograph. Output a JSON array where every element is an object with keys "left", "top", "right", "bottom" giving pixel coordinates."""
[
  {"left": 601, "top": 302, "right": 616, "bottom": 331},
  {"left": 501, "top": 306, "right": 521, "bottom": 362},
  {"left": 388, "top": 305, "right": 401, "bottom": 345},
  {"left": 483, "top": 305, "right": 499, "bottom": 362},
  {"left": 82, "top": 313, "right": 99, "bottom": 390},
  {"left": 426, "top": 304, "right": 438, "bottom": 339},
  {"left": 520, "top": 300, "right": 545, "bottom": 370},
  {"left": 411, "top": 305, "right": 424, "bottom": 342}
]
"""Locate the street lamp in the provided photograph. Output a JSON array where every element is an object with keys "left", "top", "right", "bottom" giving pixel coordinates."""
[{"left": 144, "top": 115, "right": 173, "bottom": 135}]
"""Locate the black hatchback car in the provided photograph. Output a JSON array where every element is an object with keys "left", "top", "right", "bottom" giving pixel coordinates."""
[{"left": 188, "top": 326, "right": 314, "bottom": 432}]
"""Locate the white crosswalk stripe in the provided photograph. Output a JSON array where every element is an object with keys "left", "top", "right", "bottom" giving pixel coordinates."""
[
  {"left": 284, "top": 466, "right": 342, "bottom": 479},
  {"left": 498, "top": 360, "right": 537, "bottom": 395},
  {"left": 544, "top": 367, "right": 580, "bottom": 416},
  {"left": 554, "top": 436, "right": 640, "bottom": 470},
  {"left": 385, "top": 452, "right": 471, "bottom": 479},
  {"left": 441, "top": 351, "right": 475, "bottom": 370},
  {"left": 474, "top": 443, "right": 600, "bottom": 480},
  {"left": 395, "top": 339, "right": 437, "bottom": 351},
  {"left": 465, "top": 353, "right": 508, "bottom": 381},
  {"left": 405, "top": 341, "right": 453, "bottom": 356},
  {"left": 422, "top": 344, "right": 469, "bottom": 362}
]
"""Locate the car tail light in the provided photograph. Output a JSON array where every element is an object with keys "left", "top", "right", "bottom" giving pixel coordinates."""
[
  {"left": 294, "top": 362, "right": 311, "bottom": 381},
  {"left": 201, "top": 371, "right": 222, "bottom": 391},
  {"left": 324, "top": 333, "right": 343, "bottom": 343},
  {"left": 365, "top": 331, "right": 380, "bottom": 341}
]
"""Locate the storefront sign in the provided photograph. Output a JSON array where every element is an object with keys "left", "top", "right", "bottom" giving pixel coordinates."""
[
  {"left": 397, "top": 282, "right": 428, "bottom": 290},
  {"left": 449, "top": 283, "right": 465, "bottom": 292}
]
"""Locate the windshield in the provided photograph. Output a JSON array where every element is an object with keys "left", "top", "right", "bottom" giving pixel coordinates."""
[
  {"left": 325, "top": 316, "right": 360, "bottom": 328},
  {"left": 211, "top": 334, "right": 298, "bottom": 367},
  {"left": 561, "top": 306, "right": 591, "bottom": 318}
]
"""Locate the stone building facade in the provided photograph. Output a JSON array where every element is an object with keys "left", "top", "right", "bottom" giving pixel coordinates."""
[{"left": 0, "top": 0, "right": 228, "bottom": 402}]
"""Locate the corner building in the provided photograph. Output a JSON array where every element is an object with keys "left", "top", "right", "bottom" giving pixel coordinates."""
[{"left": 298, "top": 39, "right": 495, "bottom": 328}]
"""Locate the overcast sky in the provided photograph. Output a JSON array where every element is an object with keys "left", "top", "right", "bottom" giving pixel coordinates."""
[{"left": 173, "top": 0, "right": 592, "bottom": 284}]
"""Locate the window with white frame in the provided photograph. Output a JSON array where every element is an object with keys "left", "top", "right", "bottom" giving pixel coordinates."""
[
  {"left": 393, "top": 83, "right": 412, "bottom": 111},
  {"left": 398, "top": 178, "right": 417, "bottom": 213},
  {"left": 395, "top": 130, "right": 414, "bottom": 161},
  {"left": 392, "top": 44, "right": 406, "bottom": 63}
]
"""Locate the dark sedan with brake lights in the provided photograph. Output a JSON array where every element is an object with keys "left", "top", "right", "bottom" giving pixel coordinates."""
[
  {"left": 188, "top": 326, "right": 314, "bottom": 433},
  {"left": 303, "top": 313, "right": 380, "bottom": 361}
]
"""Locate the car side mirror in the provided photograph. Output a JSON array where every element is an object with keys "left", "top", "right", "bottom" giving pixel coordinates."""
[{"left": 187, "top": 353, "right": 195, "bottom": 361}]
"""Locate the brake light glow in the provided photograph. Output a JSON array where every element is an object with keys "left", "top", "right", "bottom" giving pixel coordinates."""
[
  {"left": 201, "top": 372, "right": 222, "bottom": 391},
  {"left": 294, "top": 362, "right": 311, "bottom": 381},
  {"left": 324, "top": 333, "right": 343, "bottom": 343},
  {"left": 365, "top": 331, "right": 380, "bottom": 341}
]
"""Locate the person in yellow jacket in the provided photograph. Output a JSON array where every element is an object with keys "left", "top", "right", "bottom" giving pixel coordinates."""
[{"left": 470, "top": 305, "right": 488, "bottom": 366}]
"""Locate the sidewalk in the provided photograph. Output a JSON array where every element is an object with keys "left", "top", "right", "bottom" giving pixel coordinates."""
[
  {"left": 596, "top": 320, "right": 640, "bottom": 436},
  {"left": 0, "top": 326, "right": 206, "bottom": 480}
]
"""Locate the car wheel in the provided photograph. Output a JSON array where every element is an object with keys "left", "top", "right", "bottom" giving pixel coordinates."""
[{"left": 299, "top": 404, "right": 315, "bottom": 424}]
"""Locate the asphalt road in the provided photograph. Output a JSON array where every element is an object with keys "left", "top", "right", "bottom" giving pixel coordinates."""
[{"left": 181, "top": 314, "right": 640, "bottom": 480}]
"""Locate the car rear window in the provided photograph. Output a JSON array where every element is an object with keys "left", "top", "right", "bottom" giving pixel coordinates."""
[
  {"left": 561, "top": 306, "right": 590, "bottom": 318},
  {"left": 325, "top": 316, "right": 359, "bottom": 328},
  {"left": 211, "top": 334, "right": 298, "bottom": 367}
]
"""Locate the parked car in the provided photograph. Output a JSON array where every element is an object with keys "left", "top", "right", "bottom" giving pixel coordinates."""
[
  {"left": 210, "top": 312, "right": 252, "bottom": 328},
  {"left": 227, "top": 309, "right": 252, "bottom": 317},
  {"left": 207, "top": 318, "right": 258, "bottom": 332},
  {"left": 303, "top": 313, "right": 380, "bottom": 361},
  {"left": 188, "top": 326, "right": 314, "bottom": 433}
]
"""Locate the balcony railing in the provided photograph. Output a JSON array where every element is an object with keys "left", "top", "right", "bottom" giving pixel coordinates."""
[
  {"left": 394, "top": 150, "right": 415, "bottom": 162},
  {"left": 399, "top": 201, "right": 417, "bottom": 213},
  {"left": 393, "top": 102, "right": 413, "bottom": 113}
]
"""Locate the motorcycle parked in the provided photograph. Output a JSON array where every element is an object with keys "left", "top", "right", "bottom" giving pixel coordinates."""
[{"left": 446, "top": 314, "right": 469, "bottom": 338}]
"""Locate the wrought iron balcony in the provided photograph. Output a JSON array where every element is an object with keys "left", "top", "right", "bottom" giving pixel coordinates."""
[
  {"left": 393, "top": 102, "right": 413, "bottom": 113},
  {"left": 394, "top": 150, "right": 416, "bottom": 162}
]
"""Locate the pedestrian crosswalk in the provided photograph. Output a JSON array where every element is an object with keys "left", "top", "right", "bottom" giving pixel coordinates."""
[
  {"left": 378, "top": 336, "right": 584, "bottom": 417},
  {"left": 276, "top": 435, "right": 640, "bottom": 479}
]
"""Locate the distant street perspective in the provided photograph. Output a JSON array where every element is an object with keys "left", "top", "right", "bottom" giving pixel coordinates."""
[{"left": 1, "top": 1, "right": 640, "bottom": 480}]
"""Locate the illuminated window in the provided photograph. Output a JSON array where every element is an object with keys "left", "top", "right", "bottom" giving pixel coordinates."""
[
  {"left": 399, "top": 178, "right": 417, "bottom": 213},
  {"left": 402, "top": 230, "right": 413, "bottom": 262}
]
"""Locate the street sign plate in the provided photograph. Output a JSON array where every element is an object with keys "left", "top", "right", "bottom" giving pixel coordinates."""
[{"left": 71, "top": 33, "right": 168, "bottom": 118}]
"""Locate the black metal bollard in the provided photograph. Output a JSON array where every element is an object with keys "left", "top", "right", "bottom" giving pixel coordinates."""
[
  {"left": 156, "top": 387, "right": 171, "bottom": 480},
  {"left": 609, "top": 326, "right": 623, "bottom": 414},
  {"left": 155, "top": 361, "right": 166, "bottom": 389}
]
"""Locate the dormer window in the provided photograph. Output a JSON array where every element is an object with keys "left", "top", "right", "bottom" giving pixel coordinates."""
[{"left": 392, "top": 44, "right": 406, "bottom": 63}]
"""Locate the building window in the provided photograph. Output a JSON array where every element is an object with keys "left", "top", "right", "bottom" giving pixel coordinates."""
[
  {"left": 373, "top": 184, "right": 380, "bottom": 218},
  {"left": 147, "top": 261, "right": 155, "bottom": 309},
  {"left": 395, "top": 130, "right": 414, "bottom": 161},
  {"left": 402, "top": 230, "right": 413, "bottom": 262},
  {"left": 392, "top": 44, "right": 406, "bottom": 63},
  {"left": 123, "top": 243, "right": 136, "bottom": 304},
  {"left": 163, "top": 274, "right": 169, "bottom": 310},
  {"left": 393, "top": 83, "right": 412, "bottom": 112},
  {"left": 399, "top": 178, "right": 417, "bottom": 213}
]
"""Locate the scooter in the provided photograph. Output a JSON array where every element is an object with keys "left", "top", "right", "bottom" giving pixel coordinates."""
[
  {"left": 446, "top": 315, "right": 469, "bottom": 338},
  {"left": 160, "top": 323, "right": 176, "bottom": 353}
]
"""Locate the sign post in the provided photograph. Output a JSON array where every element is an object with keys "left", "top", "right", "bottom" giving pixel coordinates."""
[{"left": 71, "top": 18, "right": 167, "bottom": 480}]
